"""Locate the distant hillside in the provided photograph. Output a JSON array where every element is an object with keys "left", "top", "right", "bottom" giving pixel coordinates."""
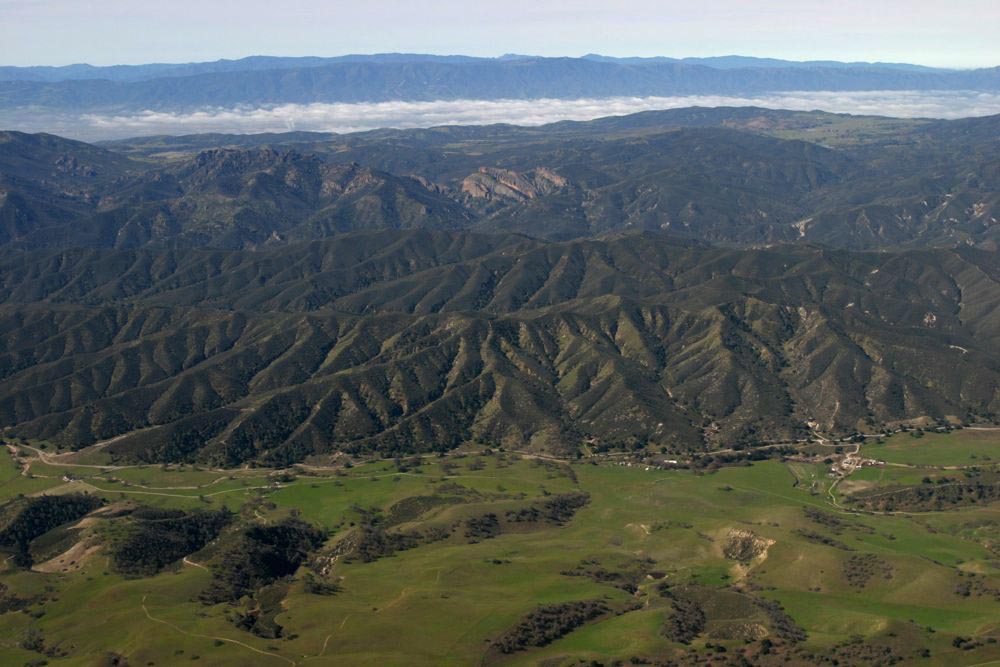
[
  {"left": 0, "top": 53, "right": 955, "bottom": 84},
  {"left": 0, "top": 57, "right": 997, "bottom": 114},
  {"left": 580, "top": 54, "right": 946, "bottom": 72},
  {"left": 2, "top": 108, "right": 998, "bottom": 251},
  {"left": 0, "top": 134, "right": 469, "bottom": 248}
]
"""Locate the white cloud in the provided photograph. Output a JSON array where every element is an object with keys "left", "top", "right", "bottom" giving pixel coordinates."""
[{"left": 7, "top": 90, "right": 1000, "bottom": 140}]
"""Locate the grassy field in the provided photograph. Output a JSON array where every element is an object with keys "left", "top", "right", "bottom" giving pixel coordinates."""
[
  {"left": 1, "top": 436, "right": 998, "bottom": 666},
  {"left": 861, "top": 429, "right": 1000, "bottom": 467},
  {"left": 764, "top": 115, "right": 929, "bottom": 147}
]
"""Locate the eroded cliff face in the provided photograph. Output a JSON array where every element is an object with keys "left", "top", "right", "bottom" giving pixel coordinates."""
[{"left": 461, "top": 166, "right": 568, "bottom": 202}]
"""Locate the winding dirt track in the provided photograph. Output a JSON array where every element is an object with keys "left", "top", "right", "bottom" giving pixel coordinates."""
[{"left": 140, "top": 595, "right": 297, "bottom": 666}]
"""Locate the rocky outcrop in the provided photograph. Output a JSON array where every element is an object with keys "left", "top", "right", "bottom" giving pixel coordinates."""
[
  {"left": 461, "top": 166, "right": 567, "bottom": 202},
  {"left": 723, "top": 528, "right": 774, "bottom": 563}
]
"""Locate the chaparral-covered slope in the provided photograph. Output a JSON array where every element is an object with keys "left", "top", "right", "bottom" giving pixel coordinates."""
[{"left": 1, "top": 231, "right": 998, "bottom": 464}]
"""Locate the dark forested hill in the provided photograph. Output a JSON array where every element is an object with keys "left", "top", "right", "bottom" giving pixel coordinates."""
[
  {"left": 1, "top": 231, "right": 998, "bottom": 464},
  {"left": 0, "top": 135, "right": 470, "bottom": 249},
  {"left": 2, "top": 109, "right": 998, "bottom": 250}
]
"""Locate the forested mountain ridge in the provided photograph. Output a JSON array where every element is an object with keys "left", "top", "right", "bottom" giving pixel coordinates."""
[
  {"left": 0, "top": 137, "right": 470, "bottom": 248},
  {"left": 1, "top": 108, "right": 998, "bottom": 464},
  {"left": 2, "top": 108, "right": 998, "bottom": 251},
  {"left": 1, "top": 231, "right": 998, "bottom": 464}
]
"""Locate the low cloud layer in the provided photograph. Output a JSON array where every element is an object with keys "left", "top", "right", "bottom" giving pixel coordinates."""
[{"left": 7, "top": 90, "right": 1000, "bottom": 140}]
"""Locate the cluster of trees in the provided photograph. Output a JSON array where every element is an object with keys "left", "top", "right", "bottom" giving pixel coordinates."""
[
  {"left": 110, "top": 507, "right": 233, "bottom": 576},
  {"left": 561, "top": 557, "right": 656, "bottom": 594},
  {"left": 802, "top": 506, "right": 871, "bottom": 535},
  {"left": 952, "top": 635, "right": 998, "bottom": 651},
  {"left": 201, "top": 518, "right": 326, "bottom": 603},
  {"left": 662, "top": 596, "right": 707, "bottom": 644},
  {"left": 954, "top": 572, "right": 1000, "bottom": 601},
  {"left": 303, "top": 572, "right": 341, "bottom": 595},
  {"left": 842, "top": 554, "right": 894, "bottom": 589},
  {"left": 853, "top": 478, "right": 1000, "bottom": 511},
  {"left": 530, "top": 459, "right": 579, "bottom": 483},
  {"left": 344, "top": 490, "right": 593, "bottom": 561},
  {"left": 814, "top": 636, "right": 908, "bottom": 665},
  {"left": 656, "top": 583, "right": 806, "bottom": 648},
  {"left": 792, "top": 528, "right": 853, "bottom": 551},
  {"left": 347, "top": 523, "right": 425, "bottom": 563},
  {"left": 753, "top": 598, "right": 807, "bottom": 643},
  {"left": 0, "top": 582, "right": 32, "bottom": 613},
  {"left": 691, "top": 446, "right": 796, "bottom": 470},
  {"left": 337, "top": 505, "right": 447, "bottom": 563},
  {"left": 504, "top": 492, "right": 590, "bottom": 525},
  {"left": 492, "top": 600, "right": 609, "bottom": 653},
  {"left": 19, "top": 627, "right": 62, "bottom": 660},
  {"left": 382, "top": 494, "right": 461, "bottom": 526},
  {"left": 463, "top": 513, "right": 501, "bottom": 541},
  {"left": 0, "top": 493, "right": 103, "bottom": 566},
  {"left": 232, "top": 580, "right": 291, "bottom": 638}
]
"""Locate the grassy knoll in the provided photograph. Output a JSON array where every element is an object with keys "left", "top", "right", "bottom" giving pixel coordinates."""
[{"left": 0, "top": 445, "right": 998, "bottom": 666}]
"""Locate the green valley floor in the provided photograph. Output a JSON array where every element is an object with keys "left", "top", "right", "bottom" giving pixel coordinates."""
[{"left": 0, "top": 429, "right": 998, "bottom": 666}]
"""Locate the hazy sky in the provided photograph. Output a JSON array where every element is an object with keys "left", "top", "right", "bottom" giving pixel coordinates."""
[{"left": 1, "top": 0, "right": 997, "bottom": 68}]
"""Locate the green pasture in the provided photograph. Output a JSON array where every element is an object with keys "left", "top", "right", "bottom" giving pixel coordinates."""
[
  {"left": 1, "top": 447, "right": 998, "bottom": 666},
  {"left": 862, "top": 429, "right": 1000, "bottom": 467}
]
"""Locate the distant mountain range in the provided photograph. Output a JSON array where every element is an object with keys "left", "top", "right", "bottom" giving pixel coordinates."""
[
  {"left": 0, "top": 55, "right": 997, "bottom": 116},
  {"left": 0, "top": 54, "right": 951, "bottom": 83},
  {"left": 0, "top": 54, "right": 492, "bottom": 83},
  {"left": 580, "top": 54, "right": 945, "bottom": 72},
  {"left": 1, "top": 105, "right": 999, "bottom": 462},
  {"left": 3, "top": 107, "right": 998, "bottom": 251}
]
